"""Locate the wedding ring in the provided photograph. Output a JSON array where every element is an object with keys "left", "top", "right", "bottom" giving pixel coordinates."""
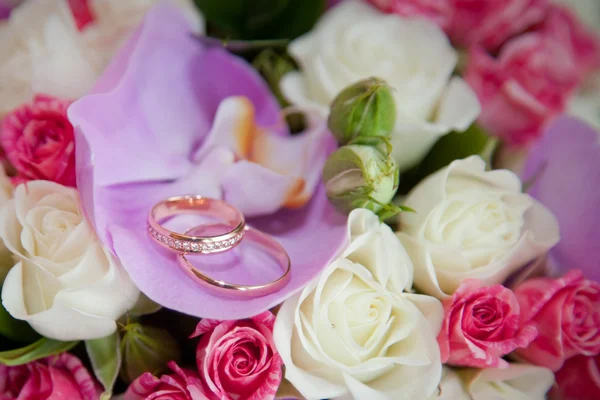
[
  {"left": 148, "top": 196, "right": 245, "bottom": 253},
  {"left": 178, "top": 225, "right": 291, "bottom": 298}
]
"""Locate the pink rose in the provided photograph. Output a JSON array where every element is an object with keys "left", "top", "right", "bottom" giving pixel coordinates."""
[
  {"left": 465, "top": 33, "right": 579, "bottom": 146},
  {"left": 368, "top": 0, "right": 548, "bottom": 50},
  {"left": 367, "top": 0, "right": 452, "bottom": 30},
  {"left": 67, "top": 0, "right": 96, "bottom": 31},
  {"left": 515, "top": 270, "right": 600, "bottom": 371},
  {"left": 192, "top": 311, "right": 283, "bottom": 400},
  {"left": 125, "top": 361, "right": 205, "bottom": 400},
  {"left": 447, "top": 0, "right": 548, "bottom": 50},
  {"left": 437, "top": 279, "right": 538, "bottom": 368},
  {"left": 0, "top": 353, "right": 100, "bottom": 400},
  {"left": 553, "top": 354, "right": 600, "bottom": 400},
  {"left": 540, "top": 5, "right": 600, "bottom": 79},
  {"left": 1, "top": 95, "right": 76, "bottom": 186}
]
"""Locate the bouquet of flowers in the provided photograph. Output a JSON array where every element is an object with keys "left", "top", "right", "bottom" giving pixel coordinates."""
[{"left": 0, "top": 0, "right": 598, "bottom": 399}]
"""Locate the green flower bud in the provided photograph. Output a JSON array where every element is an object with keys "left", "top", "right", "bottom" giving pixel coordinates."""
[
  {"left": 323, "top": 144, "right": 399, "bottom": 216},
  {"left": 120, "top": 323, "right": 180, "bottom": 383},
  {"left": 328, "top": 77, "right": 396, "bottom": 145}
]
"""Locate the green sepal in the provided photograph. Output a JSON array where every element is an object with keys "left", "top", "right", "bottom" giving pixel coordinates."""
[
  {"left": 348, "top": 136, "right": 393, "bottom": 157},
  {"left": 120, "top": 323, "right": 181, "bottom": 383},
  {"left": 0, "top": 338, "right": 78, "bottom": 366},
  {"left": 86, "top": 332, "right": 122, "bottom": 400}
]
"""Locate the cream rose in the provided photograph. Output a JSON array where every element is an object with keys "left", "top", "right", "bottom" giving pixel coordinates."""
[
  {"left": 0, "top": 181, "right": 139, "bottom": 340},
  {"left": 428, "top": 367, "right": 470, "bottom": 400},
  {"left": 462, "top": 363, "right": 554, "bottom": 400},
  {"left": 0, "top": 0, "right": 204, "bottom": 116},
  {"left": 0, "top": 166, "right": 13, "bottom": 283},
  {"left": 397, "top": 156, "right": 560, "bottom": 299},
  {"left": 280, "top": 0, "right": 480, "bottom": 171},
  {"left": 274, "top": 209, "right": 443, "bottom": 400}
]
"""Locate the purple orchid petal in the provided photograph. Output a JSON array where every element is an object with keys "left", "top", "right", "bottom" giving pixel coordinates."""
[
  {"left": 69, "top": 6, "right": 284, "bottom": 189},
  {"left": 0, "top": 0, "right": 21, "bottom": 20},
  {"left": 522, "top": 116, "right": 600, "bottom": 281},
  {"left": 69, "top": 4, "right": 347, "bottom": 319},
  {"left": 0, "top": 6, "right": 10, "bottom": 19}
]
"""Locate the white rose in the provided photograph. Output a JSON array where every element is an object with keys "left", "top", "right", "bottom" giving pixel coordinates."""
[
  {"left": 0, "top": 181, "right": 139, "bottom": 340},
  {"left": 397, "top": 156, "right": 560, "bottom": 299},
  {"left": 428, "top": 367, "right": 470, "bottom": 400},
  {"left": 0, "top": 0, "right": 204, "bottom": 116},
  {"left": 280, "top": 0, "right": 480, "bottom": 171},
  {"left": 463, "top": 363, "right": 554, "bottom": 400},
  {"left": 274, "top": 209, "right": 443, "bottom": 400},
  {"left": 0, "top": 166, "right": 13, "bottom": 283}
]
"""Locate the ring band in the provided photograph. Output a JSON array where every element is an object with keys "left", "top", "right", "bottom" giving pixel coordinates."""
[
  {"left": 178, "top": 226, "right": 291, "bottom": 297},
  {"left": 148, "top": 196, "right": 245, "bottom": 253}
]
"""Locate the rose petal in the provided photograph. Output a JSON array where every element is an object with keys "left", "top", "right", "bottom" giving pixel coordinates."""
[{"left": 2, "top": 261, "right": 127, "bottom": 340}]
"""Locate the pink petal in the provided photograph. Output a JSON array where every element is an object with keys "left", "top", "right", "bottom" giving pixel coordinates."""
[{"left": 70, "top": 5, "right": 347, "bottom": 320}]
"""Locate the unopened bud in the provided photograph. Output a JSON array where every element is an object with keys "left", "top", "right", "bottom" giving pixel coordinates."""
[
  {"left": 328, "top": 77, "right": 396, "bottom": 145},
  {"left": 120, "top": 323, "right": 180, "bottom": 383},
  {"left": 323, "top": 144, "right": 399, "bottom": 215}
]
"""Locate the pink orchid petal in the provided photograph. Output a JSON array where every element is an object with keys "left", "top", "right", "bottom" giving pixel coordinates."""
[
  {"left": 221, "top": 161, "right": 304, "bottom": 216},
  {"left": 198, "top": 97, "right": 335, "bottom": 215},
  {"left": 522, "top": 117, "right": 600, "bottom": 282},
  {"left": 70, "top": 5, "right": 347, "bottom": 320}
]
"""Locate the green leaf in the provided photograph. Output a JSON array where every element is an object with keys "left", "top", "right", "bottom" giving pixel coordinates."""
[
  {"left": 0, "top": 300, "right": 39, "bottom": 343},
  {"left": 86, "top": 332, "right": 122, "bottom": 400},
  {"left": 398, "top": 124, "right": 497, "bottom": 194},
  {"left": 418, "top": 123, "right": 495, "bottom": 175},
  {"left": 266, "top": 0, "right": 325, "bottom": 40},
  {"left": 0, "top": 338, "right": 78, "bottom": 366},
  {"left": 194, "top": 0, "right": 325, "bottom": 40}
]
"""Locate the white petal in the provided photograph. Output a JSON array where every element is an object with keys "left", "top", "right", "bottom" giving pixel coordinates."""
[
  {"left": 434, "top": 77, "right": 481, "bottom": 132},
  {"left": 2, "top": 260, "right": 121, "bottom": 340},
  {"left": 344, "top": 210, "right": 414, "bottom": 293},
  {"left": 403, "top": 293, "right": 443, "bottom": 336},
  {"left": 280, "top": 72, "right": 328, "bottom": 114},
  {"left": 397, "top": 233, "right": 449, "bottom": 299},
  {"left": 340, "top": 313, "right": 442, "bottom": 400},
  {"left": 467, "top": 363, "right": 554, "bottom": 400},
  {"left": 274, "top": 293, "right": 348, "bottom": 400}
]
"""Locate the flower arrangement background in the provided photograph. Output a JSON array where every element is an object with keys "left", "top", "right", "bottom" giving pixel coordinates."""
[{"left": 0, "top": 0, "right": 598, "bottom": 399}]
